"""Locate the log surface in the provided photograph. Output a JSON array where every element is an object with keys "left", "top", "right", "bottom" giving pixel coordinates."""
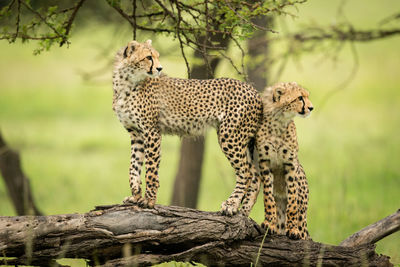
[{"left": 0, "top": 204, "right": 393, "bottom": 266}]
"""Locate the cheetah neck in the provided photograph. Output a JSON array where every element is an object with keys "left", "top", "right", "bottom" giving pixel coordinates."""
[
  {"left": 264, "top": 110, "right": 294, "bottom": 136},
  {"left": 112, "top": 66, "right": 148, "bottom": 96}
]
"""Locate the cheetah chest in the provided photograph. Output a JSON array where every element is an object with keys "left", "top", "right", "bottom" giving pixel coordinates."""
[
  {"left": 113, "top": 92, "right": 145, "bottom": 131},
  {"left": 267, "top": 137, "right": 295, "bottom": 169},
  {"left": 265, "top": 137, "right": 296, "bottom": 197}
]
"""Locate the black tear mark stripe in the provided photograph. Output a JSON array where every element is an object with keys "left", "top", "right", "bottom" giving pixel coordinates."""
[
  {"left": 148, "top": 57, "right": 154, "bottom": 74},
  {"left": 123, "top": 46, "right": 128, "bottom": 58},
  {"left": 301, "top": 98, "right": 305, "bottom": 114}
]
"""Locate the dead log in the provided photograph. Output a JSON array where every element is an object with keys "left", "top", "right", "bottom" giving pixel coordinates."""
[
  {"left": 340, "top": 209, "right": 400, "bottom": 247},
  {"left": 0, "top": 204, "right": 393, "bottom": 267}
]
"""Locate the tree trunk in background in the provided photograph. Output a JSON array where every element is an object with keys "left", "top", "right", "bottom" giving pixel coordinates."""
[
  {"left": 171, "top": 137, "right": 205, "bottom": 208},
  {"left": 172, "top": 15, "right": 272, "bottom": 208},
  {"left": 0, "top": 130, "right": 42, "bottom": 215},
  {"left": 171, "top": 35, "right": 229, "bottom": 208},
  {"left": 247, "top": 15, "right": 273, "bottom": 91}
]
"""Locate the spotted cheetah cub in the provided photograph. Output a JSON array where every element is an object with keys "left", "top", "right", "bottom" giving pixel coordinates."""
[
  {"left": 256, "top": 82, "right": 313, "bottom": 240},
  {"left": 112, "top": 40, "right": 263, "bottom": 215}
]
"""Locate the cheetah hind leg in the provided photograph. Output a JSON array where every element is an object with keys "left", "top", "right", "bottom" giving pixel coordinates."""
[
  {"left": 220, "top": 148, "right": 254, "bottom": 216},
  {"left": 240, "top": 162, "right": 261, "bottom": 216},
  {"left": 218, "top": 131, "right": 253, "bottom": 216}
]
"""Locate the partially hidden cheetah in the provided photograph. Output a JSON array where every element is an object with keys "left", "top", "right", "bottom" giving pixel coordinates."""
[
  {"left": 249, "top": 82, "right": 314, "bottom": 240},
  {"left": 112, "top": 40, "right": 263, "bottom": 216}
]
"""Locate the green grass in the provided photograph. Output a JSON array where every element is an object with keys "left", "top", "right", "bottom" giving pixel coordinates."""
[{"left": 1, "top": 0, "right": 400, "bottom": 265}]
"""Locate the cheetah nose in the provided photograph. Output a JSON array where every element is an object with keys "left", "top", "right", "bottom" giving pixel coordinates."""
[
  {"left": 308, "top": 107, "right": 314, "bottom": 112},
  {"left": 156, "top": 67, "right": 163, "bottom": 72}
]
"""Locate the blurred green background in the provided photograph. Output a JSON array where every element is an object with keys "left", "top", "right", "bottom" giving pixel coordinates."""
[{"left": 0, "top": 0, "right": 399, "bottom": 265}]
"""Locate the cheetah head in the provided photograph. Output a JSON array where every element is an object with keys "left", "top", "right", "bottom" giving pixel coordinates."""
[
  {"left": 264, "top": 82, "right": 314, "bottom": 119},
  {"left": 118, "top": 40, "right": 163, "bottom": 79}
]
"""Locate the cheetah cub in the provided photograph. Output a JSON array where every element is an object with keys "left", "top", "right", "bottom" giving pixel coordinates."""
[
  {"left": 112, "top": 40, "right": 263, "bottom": 215},
  {"left": 256, "top": 82, "right": 313, "bottom": 240}
]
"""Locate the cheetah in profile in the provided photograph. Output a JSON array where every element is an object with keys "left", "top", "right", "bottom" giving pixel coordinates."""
[
  {"left": 251, "top": 82, "right": 313, "bottom": 240},
  {"left": 112, "top": 40, "right": 263, "bottom": 215}
]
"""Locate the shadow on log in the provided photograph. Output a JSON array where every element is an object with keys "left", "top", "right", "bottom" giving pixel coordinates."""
[{"left": 0, "top": 204, "right": 394, "bottom": 266}]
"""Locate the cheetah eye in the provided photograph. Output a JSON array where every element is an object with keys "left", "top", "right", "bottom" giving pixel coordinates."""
[
  {"left": 146, "top": 56, "right": 152, "bottom": 60},
  {"left": 298, "top": 96, "right": 303, "bottom": 101}
]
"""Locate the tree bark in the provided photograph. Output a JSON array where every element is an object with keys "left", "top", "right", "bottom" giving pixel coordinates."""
[
  {"left": 247, "top": 14, "right": 272, "bottom": 91},
  {"left": 171, "top": 34, "right": 229, "bottom": 208},
  {"left": 340, "top": 209, "right": 400, "bottom": 247},
  {"left": 0, "top": 204, "right": 393, "bottom": 267},
  {"left": 0, "top": 130, "right": 42, "bottom": 216}
]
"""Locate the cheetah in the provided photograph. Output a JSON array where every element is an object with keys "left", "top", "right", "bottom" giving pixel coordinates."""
[
  {"left": 112, "top": 40, "right": 263, "bottom": 215},
  {"left": 247, "top": 82, "right": 313, "bottom": 240}
]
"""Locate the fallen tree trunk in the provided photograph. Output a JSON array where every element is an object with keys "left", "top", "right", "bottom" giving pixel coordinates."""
[{"left": 0, "top": 204, "right": 394, "bottom": 266}]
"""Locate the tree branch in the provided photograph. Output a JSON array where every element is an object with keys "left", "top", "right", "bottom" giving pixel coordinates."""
[
  {"left": 340, "top": 209, "right": 400, "bottom": 247},
  {"left": 60, "top": 0, "right": 87, "bottom": 46},
  {"left": 0, "top": 204, "right": 393, "bottom": 266},
  {"left": 20, "top": 1, "right": 64, "bottom": 39},
  {"left": 292, "top": 27, "right": 400, "bottom": 42}
]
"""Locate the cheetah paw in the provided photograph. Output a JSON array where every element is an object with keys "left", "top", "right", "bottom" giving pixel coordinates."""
[
  {"left": 137, "top": 197, "right": 156, "bottom": 209},
  {"left": 220, "top": 200, "right": 239, "bottom": 216},
  {"left": 261, "top": 220, "right": 278, "bottom": 235},
  {"left": 123, "top": 195, "right": 141, "bottom": 205},
  {"left": 123, "top": 195, "right": 155, "bottom": 208},
  {"left": 286, "top": 228, "right": 301, "bottom": 240}
]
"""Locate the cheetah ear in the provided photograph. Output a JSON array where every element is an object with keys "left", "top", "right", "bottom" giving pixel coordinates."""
[
  {"left": 123, "top": 41, "right": 139, "bottom": 58},
  {"left": 123, "top": 46, "right": 129, "bottom": 58},
  {"left": 272, "top": 86, "right": 285, "bottom": 102},
  {"left": 145, "top": 39, "right": 152, "bottom": 45}
]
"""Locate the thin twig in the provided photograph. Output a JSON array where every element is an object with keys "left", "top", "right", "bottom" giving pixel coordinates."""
[
  {"left": 317, "top": 41, "right": 359, "bottom": 112},
  {"left": 20, "top": 1, "right": 64, "bottom": 38},
  {"left": 202, "top": 0, "right": 213, "bottom": 78},
  {"left": 13, "top": 0, "right": 20, "bottom": 42},
  {"left": 0, "top": 34, "right": 61, "bottom": 41},
  {"left": 217, "top": 49, "right": 244, "bottom": 77},
  {"left": 132, "top": 0, "right": 137, "bottom": 40},
  {"left": 232, "top": 37, "right": 248, "bottom": 81},
  {"left": 60, "top": 0, "right": 86, "bottom": 46},
  {"left": 225, "top": 2, "right": 276, "bottom": 33},
  {"left": 174, "top": 0, "right": 191, "bottom": 78}
]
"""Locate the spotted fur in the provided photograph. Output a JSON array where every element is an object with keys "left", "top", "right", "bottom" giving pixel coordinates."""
[
  {"left": 245, "top": 82, "right": 314, "bottom": 240},
  {"left": 112, "top": 40, "right": 263, "bottom": 215}
]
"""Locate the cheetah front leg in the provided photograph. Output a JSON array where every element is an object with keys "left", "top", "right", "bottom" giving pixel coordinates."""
[
  {"left": 284, "top": 162, "right": 301, "bottom": 239},
  {"left": 139, "top": 128, "right": 162, "bottom": 208},
  {"left": 123, "top": 131, "right": 145, "bottom": 204},
  {"left": 260, "top": 161, "right": 278, "bottom": 234},
  {"left": 297, "top": 165, "right": 310, "bottom": 240}
]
